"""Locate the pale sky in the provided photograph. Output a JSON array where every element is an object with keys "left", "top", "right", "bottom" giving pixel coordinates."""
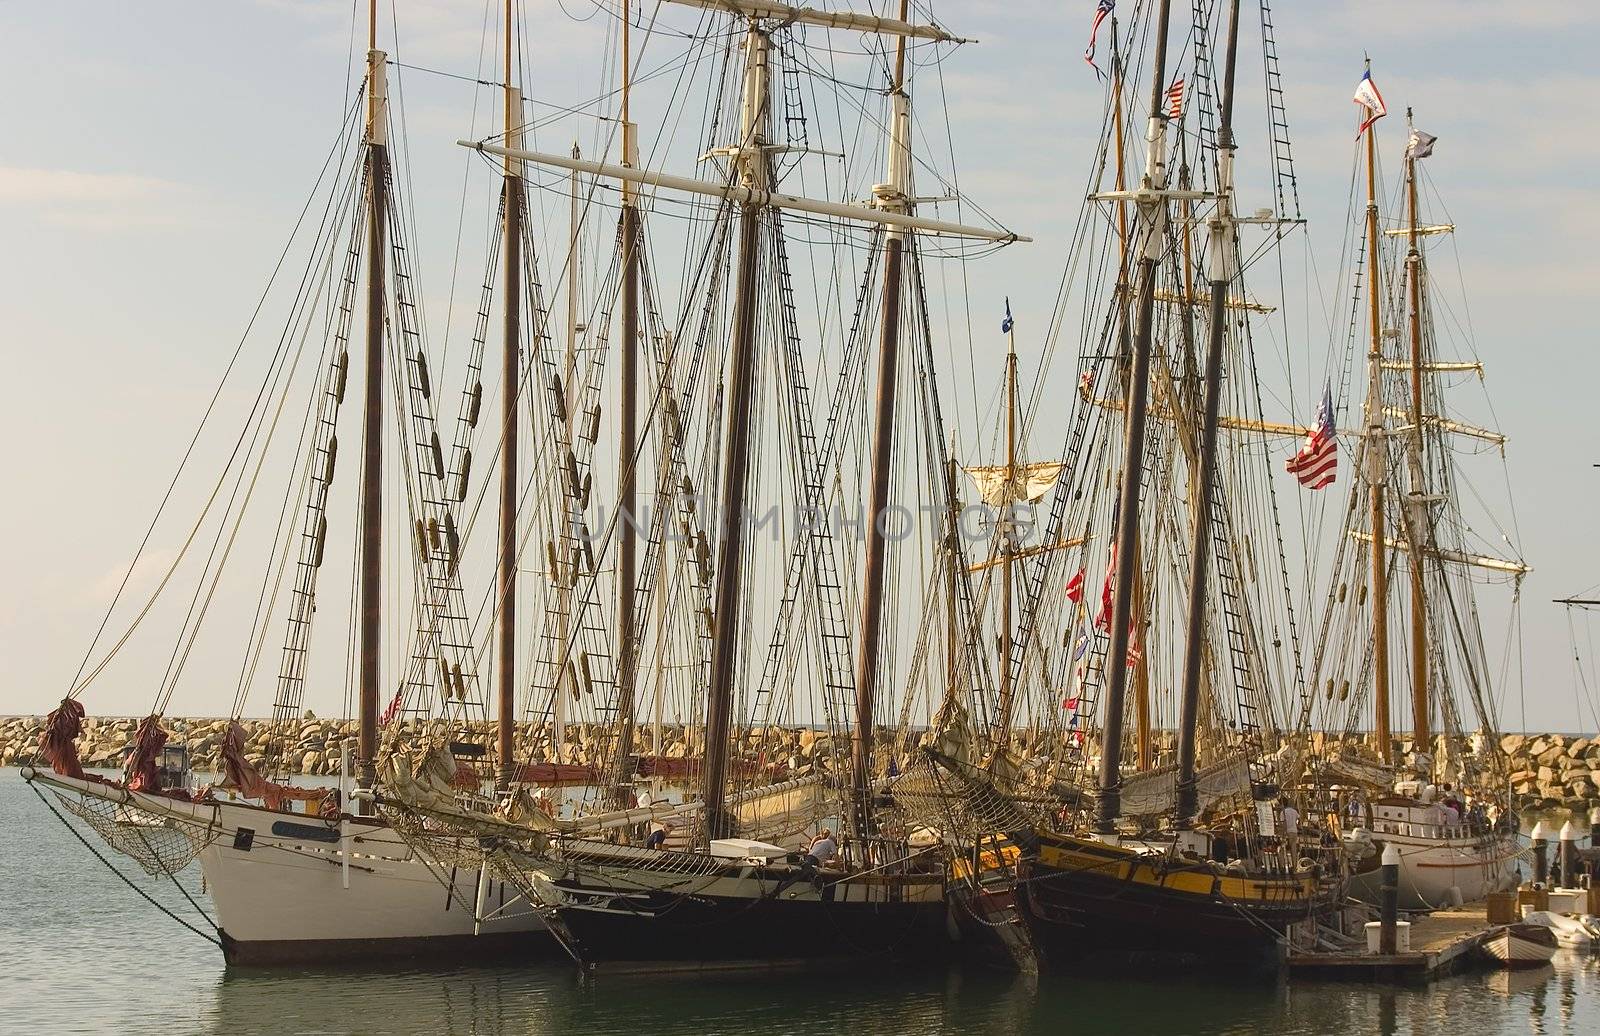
[{"left": 3, "top": 1, "right": 1599, "bottom": 732}]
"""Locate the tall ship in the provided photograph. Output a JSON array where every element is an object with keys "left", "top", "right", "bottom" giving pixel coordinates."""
[
  {"left": 377, "top": 0, "right": 1029, "bottom": 971},
  {"left": 1303, "top": 70, "right": 1526, "bottom": 910},
  {"left": 24, "top": 0, "right": 557, "bottom": 963},
  {"left": 898, "top": 0, "right": 1349, "bottom": 970}
]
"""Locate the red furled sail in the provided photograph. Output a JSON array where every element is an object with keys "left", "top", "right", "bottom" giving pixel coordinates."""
[{"left": 39, "top": 698, "right": 87, "bottom": 780}]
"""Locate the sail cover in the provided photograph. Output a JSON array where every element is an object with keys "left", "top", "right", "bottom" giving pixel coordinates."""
[
  {"left": 964, "top": 462, "right": 1066, "bottom": 506},
  {"left": 1118, "top": 752, "right": 1253, "bottom": 818}
]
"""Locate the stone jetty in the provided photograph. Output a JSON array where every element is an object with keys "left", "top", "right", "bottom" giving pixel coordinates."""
[{"left": 2, "top": 715, "right": 1597, "bottom": 813}]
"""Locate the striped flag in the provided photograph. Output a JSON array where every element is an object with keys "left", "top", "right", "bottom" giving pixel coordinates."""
[
  {"left": 1352, "top": 69, "right": 1387, "bottom": 135},
  {"left": 1084, "top": 1, "right": 1115, "bottom": 78},
  {"left": 380, "top": 686, "right": 404, "bottom": 725},
  {"left": 1285, "top": 382, "right": 1337, "bottom": 489},
  {"left": 1166, "top": 77, "right": 1185, "bottom": 119}
]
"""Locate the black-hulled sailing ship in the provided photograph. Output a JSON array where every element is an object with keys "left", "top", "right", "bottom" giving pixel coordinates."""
[
  {"left": 379, "top": 0, "right": 1027, "bottom": 970},
  {"left": 914, "top": 0, "right": 1345, "bottom": 969}
]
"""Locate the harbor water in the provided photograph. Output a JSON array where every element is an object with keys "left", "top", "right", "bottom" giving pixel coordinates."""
[{"left": 3, "top": 770, "right": 1596, "bottom": 1035}]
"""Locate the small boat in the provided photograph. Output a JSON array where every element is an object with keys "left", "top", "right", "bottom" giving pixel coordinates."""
[{"left": 1480, "top": 923, "right": 1558, "bottom": 968}]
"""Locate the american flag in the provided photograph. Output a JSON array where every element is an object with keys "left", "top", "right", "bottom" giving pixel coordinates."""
[
  {"left": 1084, "top": 1, "right": 1115, "bottom": 78},
  {"left": 1166, "top": 77, "right": 1185, "bottom": 120},
  {"left": 379, "top": 686, "right": 404, "bottom": 725},
  {"left": 1285, "top": 382, "right": 1337, "bottom": 489}
]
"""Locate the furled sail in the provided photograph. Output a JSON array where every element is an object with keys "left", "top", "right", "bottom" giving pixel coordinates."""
[{"left": 964, "top": 461, "right": 1065, "bottom": 506}]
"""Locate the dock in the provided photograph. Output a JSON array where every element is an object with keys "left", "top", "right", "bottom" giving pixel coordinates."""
[{"left": 1287, "top": 904, "right": 1492, "bottom": 982}]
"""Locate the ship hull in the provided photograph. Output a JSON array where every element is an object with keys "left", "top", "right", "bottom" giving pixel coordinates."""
[
  {"left": 1346, "top": 831, "right": 1521, "bottom": 911},
  {"left": 526, "top": 842, "right": 947, "bottom": 971},
  {"left": 24, "top": 769, "right": 551, "bottom": 965},
  {"left": 1016, "top": 832, "right": 1336, "bottom": 971}
]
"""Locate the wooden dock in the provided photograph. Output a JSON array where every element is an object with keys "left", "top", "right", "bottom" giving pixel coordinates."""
[{"left": 1287, "top": 904, "right": 1492, "bottom": 982}]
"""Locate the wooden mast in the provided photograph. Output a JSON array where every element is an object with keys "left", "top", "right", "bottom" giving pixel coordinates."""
[
  {"left": 1174, "top": 0, "right": 1241, "bottom": 826},
  {"left": 356, "top": 0, "right": 387, "bottom": 801},
  {"left": 609, "top": 0, "right": 644, "bottom": 803},
  {"left": 1094, "top": 0, "right": 1174, "bottom": 834},
  {"left": 853, "top": 0, "right": 913, "bottom": 828},
  {"left": 496, "top": 0, "right": 523, "bottom": 789},
  {"left": 1108, "top": 22, "right": 1153, "bottom": 773},
  {"left": 1362, "top": 62, "right": 1392, "bottom": 765},
  {"left": 945, "top": 443, "right": 961, "bottom": 700},
  {"left": 701, "top": 17, "right": 771, "bottom": 842},
  {"left": 991, "top": 309, "right": 1019, "bottom": 748},
  {"left": 1403, "top": 107, "right": 1430, "bottom": 757},
  {"left": 555, "top": 140, "right": 580, "bottom": 763}
]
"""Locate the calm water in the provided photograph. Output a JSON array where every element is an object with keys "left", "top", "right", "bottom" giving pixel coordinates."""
[{"left": 3, "top": 769, "right": 1596, "bottom": 1035}]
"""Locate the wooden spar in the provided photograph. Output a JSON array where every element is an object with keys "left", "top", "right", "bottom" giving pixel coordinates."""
[
  {"left": 356, "top": 33, "right": 388, "bottom": 798},
  {"left": 609, "top": 0, "right": 643, "bottom": 804},
  {"left": 968, "top": 536, "right": 1086, "bottom": 574},
  {"left": 1348, "top": 531, "right": 1529, "bottom": 575},
  {"left": 991, "top": 315, "right": 1018, "bottom": 748},
  {"left": 853, "top": 0, "right": 912, "bottom": 830},
  {"left": 1363, "top": 66, "right": 1392, "bottom": 766},
  {"left": 497, "top": 2, "right": 522, "bottom": 788},
  {"left": 1404, "top": 108, "right": 1430, "bottom": 755},
  {"left": 457, "top": 142, "right": 1026, "bottom": 242},
  {"left": 664, "top": 0, "right": 969, "bottom": 42},
  {"left": 1095, "top": 0, "right": 1174, "bottom": 834},
  {"left": 1174, "top": 0, "right": 1242, "bottom": 827},
  {"left": 701, "top": 21, "right": 770, "bottom": 843},
  {"left": 1082, "top": 384, "right": 1504, "bottom": 444}
]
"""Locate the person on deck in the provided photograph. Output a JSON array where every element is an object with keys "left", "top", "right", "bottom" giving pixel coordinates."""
[
  {"left": 1280, "top": 800, "right": 1300, "bottom": 858},
  {"left": 806, "top": 829, "right": 838, "bottom": 869},
  {"left": 645, "top": 821, "right": 674, "bottom": 850}
]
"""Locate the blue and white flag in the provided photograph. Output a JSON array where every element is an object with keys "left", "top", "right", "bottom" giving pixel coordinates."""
[{"left": 1001, "top": 297, "right": 1014, "bottom": 334}]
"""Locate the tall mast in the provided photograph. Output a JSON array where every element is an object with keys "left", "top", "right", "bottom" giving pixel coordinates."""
[
  {"left": 556, "top": 141, "right": 582, "bottom": 763},
  {"left": 852, "top": 0, "right": 913, "bottom": 829},
  {"left": 496, "top": 0, "right": 524, "bottom": 788},
  {"left": 992, "top": 313, "right": 1019, "bottom": 747},
  {"left": 356, "top": 0, "right": 388, "bottom": 800},
  {"left": 1094, "top": 0, "right": 1174, "bottom": 835},
  {"left": 1109, "top": 22, "right": 1153, "bottom": 774},
  {"left": 610, "top": 0, "right": 644, "bottom": 803},
  {"left": 1403, "top": 107, "right": 1429, "bottom": 757},
  {"left": 1173, "top": 0, "right": 1241, "bottom": 826},
  {"left": 945, "top": 442, "right": 961, "bottom": 700},
  {"left": 1362, "top": 61, "right": 1392, "bottom": 765},
  {"left": 701, "top": 17, "right": 772, "bottom": 841}
]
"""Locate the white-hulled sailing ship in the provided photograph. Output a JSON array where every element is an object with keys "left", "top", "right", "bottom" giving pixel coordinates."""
[
  {"left": 24, "top": 2, "right": 553, "bottom": 963},
  {"left": 1306, "top": 73, "right": 1525, "bottom": 910}
]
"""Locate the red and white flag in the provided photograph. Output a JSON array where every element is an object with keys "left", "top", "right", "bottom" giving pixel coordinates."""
[
  {"left": 1286, "top": 382, "right": 1337, "bottom": 489},
  {"left": 1166, "top": 77, "right": 1185, "bottom": 120},
  {"left": 379, "top": 687, "right": 404, "bottom": 725},
  {"left": 1084, "top": 1, "right": 1116, "bottom": 78},
  {"left": 1065, "top": 569, "right": 1086, "bottom": 604},
  {"left": 1352, "top": 69, "right": 1387, "bottom": 135}
]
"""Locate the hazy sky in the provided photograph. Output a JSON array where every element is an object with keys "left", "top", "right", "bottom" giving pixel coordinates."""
[{"left": 3, "top": 1, "right": 1599, "bottom": 732}]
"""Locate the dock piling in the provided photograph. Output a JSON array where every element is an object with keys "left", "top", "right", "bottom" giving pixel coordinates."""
[
  {"left": 1379, "top": 843, "right": 1400, "bottom": 955},
  {"left": 1531, "top": 820, "right": 1549, "bottom": 885}
]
